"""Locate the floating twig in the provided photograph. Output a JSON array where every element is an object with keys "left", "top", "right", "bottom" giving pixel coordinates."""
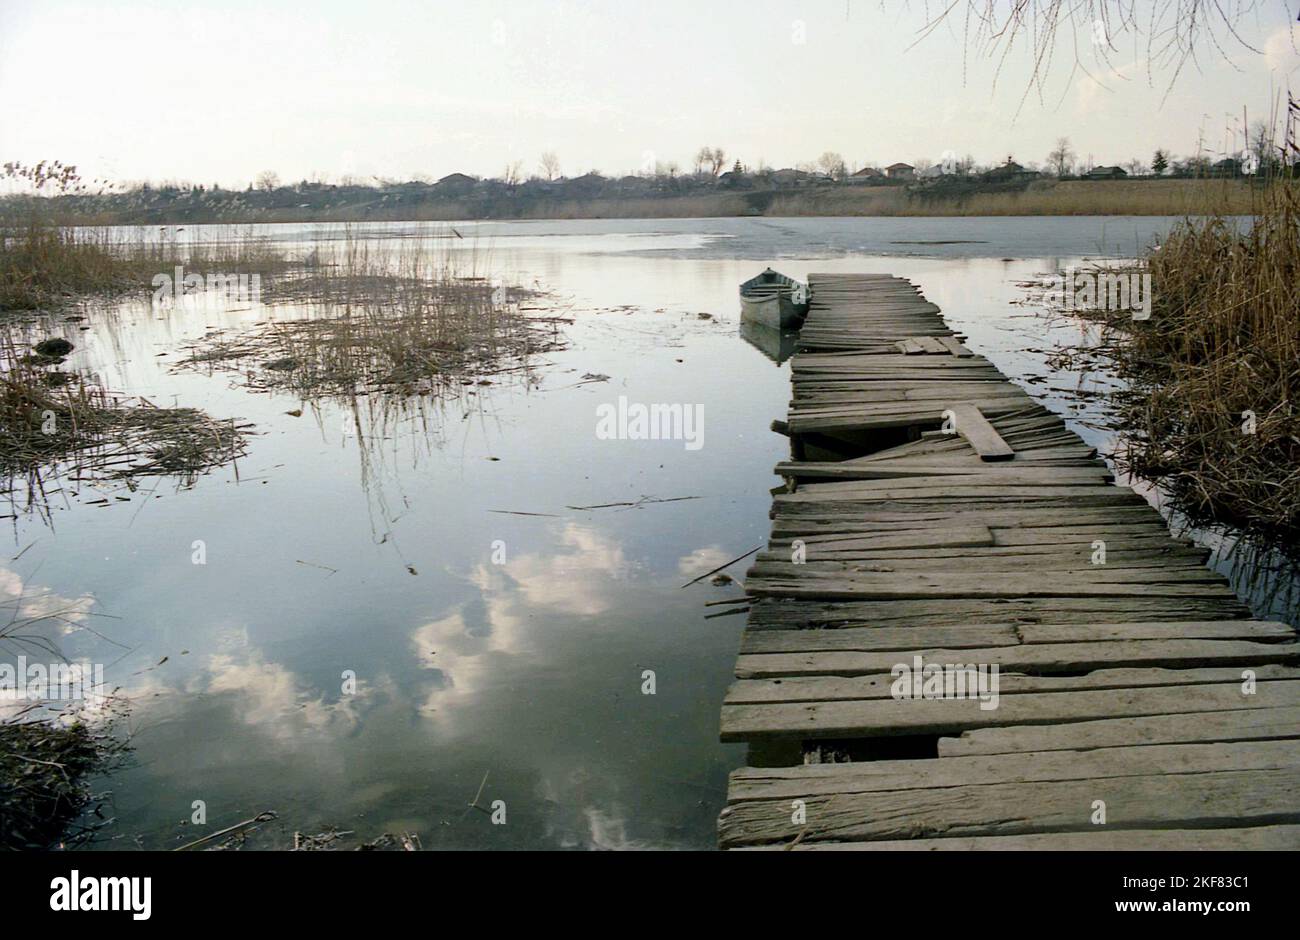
[
  {"left": 680, "top": 545, "right": 762, "bottom": 588},
  {"left": 173, "top": 811, "right": 279, "bottom": 851}
]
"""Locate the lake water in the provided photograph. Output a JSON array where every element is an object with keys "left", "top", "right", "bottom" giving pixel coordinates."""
[{"left": 7, "top": 215, "right": 1288, "bottom": 850}]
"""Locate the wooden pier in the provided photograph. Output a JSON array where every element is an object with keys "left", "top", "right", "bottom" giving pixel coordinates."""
[{"left": 719, "top": 273, "right": 1300, "bottom": 850}]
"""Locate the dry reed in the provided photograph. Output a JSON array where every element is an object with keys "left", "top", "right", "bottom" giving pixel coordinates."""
[
  {"left": 180, "top": 229, "right": 564, "bottom": 398},
  {"left": 1, "top": 221, "right": 291, "bottom": 311},
  {"left": 1053, "top": 177, "right": 1299, "bottom": 552},
  {"left": 0, "top": 329, "right": 248, "bottom": 501},
  {"left": 0, "top": 715, "right": 120, "bottom": 849}
]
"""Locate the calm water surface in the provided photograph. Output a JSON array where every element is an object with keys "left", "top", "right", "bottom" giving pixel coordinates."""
[{"left": 9, "top": 216, "right": 1283, "bottom": 850}]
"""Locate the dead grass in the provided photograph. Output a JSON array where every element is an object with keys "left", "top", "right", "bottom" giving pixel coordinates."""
[
  {"left": 767, "top": 178, "right": 1257, "bottom": 217},
  {"left": 0, "top": 219, "right": 291, "bottom": 311},
  {"left": 1050, "top": 179, "right": 1300, "bottom": 551},
  {"left": 180, "top": 230, "right": 565, "bottom": 399},
  {"left": 0, "top": 329, "right": 248, "bottom": 505},
  {"left": 0, "top": 712, "right": 123, "bottom": 849}
]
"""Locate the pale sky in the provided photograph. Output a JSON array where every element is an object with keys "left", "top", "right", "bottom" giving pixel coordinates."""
[{"left": 2, "top": 0, "right": 1298, "bottom": 188}]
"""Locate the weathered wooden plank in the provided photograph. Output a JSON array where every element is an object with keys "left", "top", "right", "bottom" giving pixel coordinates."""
[
  {"left": 733, "top": 639, "right": 1297, "bottom": 681},
  {"left": 788, "top": 401, "right": 1035, "bottom": 434},
  {"left": 745, "top": 596, "right": 1251, "bottom": 630},
  {"left": 727, "top": 739, "right": 1300, "bottom": 802},
  {"left": 747, "top": 561, "right": 1222, "bottom": 586},
  {"left": 784, "top": 468, "right": 1112, "bottom": 487},
  {"left": 937, "top": 335, "right": 975, "bottom": 358},
  {"left": 769, "top": 507, "right": 1166, "bottom": 535},
  {"left": 947, "top": 402, "right": 1016, "bottom": 462},
  {"left": 737, "top": 623, "right": 1293, "bottom": 657},
  {"left": 752, "top": 548, "right": 1210, "bottom": 572},
  {"left": 777, "top": 484, "right": 1139, "bottom": 503},
  {"left": 736, "top": 827, "right": 1300, "bottom": 851},
  {"left": 726, "top": 665, "right": 1300, "bottom": 705},
  {"left": 722, "top": 272, "right": 1290, "bottom": 849},
  {"left": 1019, "top": 620, "right": 1296, "bottom": 644},
  {"left": 721, "top": 678, "right": 1300, "bottom": 740},
  {"left": 764, "top": 525, "right": 995, "bottom": 554},
  {"left": 743, "top": 573, "right": 1236, "bottom": 601},
  {"left": 719, "top": 768, "right": 1300, "bottom": 846},
  {"left": 939, "top": 705, "right": 1300, "bottom": 756},
  {"left": 774, "top": 461, "right": 1110, "bottom": 481},
  {"left": 739, "top": 624, "right": 1022, "bottom": 654},
  {"left": 792, "top": 354, "right": 996, "bottom": 370}
]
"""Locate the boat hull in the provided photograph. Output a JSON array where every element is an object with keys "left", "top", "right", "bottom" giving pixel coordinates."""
[
  {"left": 739, "top": 292, "right": 807, "bottom": 330},
  {"left": 739, "top": 268, "right": 809, "bottom": 330}
]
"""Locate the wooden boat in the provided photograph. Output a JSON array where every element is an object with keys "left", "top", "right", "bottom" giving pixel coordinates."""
[{"left": 739, "top": 268, "right": 809, "bottom": 330}]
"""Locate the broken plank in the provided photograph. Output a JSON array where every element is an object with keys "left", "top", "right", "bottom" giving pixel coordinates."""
[{"left": 945, "top": 402, "right": 1015, "bottom": 461}]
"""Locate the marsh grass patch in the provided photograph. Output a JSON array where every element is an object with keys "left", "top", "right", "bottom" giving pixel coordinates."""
[
  {"left": 0, "top": 711, "right": 126, "bottom": 850},
  {"left": 0, "top": 331, "right": 249, "bottom": 511},
  {"left": 177, "top": 233, "right": 567, "bottom": 399},
  {"left": 1039, "top": 179, "right": 1300, "bottom": 556}
]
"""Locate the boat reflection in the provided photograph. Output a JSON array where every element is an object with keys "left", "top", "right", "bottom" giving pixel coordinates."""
[{"left": 739, "top": 319, "right": 799, "bottom": 364}]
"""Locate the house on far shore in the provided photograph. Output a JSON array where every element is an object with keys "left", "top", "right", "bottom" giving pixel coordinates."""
[
  {"left": 885, "top": 162, "right": 915, "bottom": 180},
  {"left": 983, "top": 160, "right": 1040, "bottom": 182},
  {"left": 435, "top": 172, "right": 479, "bottom": 193},
  {"left": 918, "top": 164, "right": 946, "bottom": 179},
  {"left": 770, "top": 168, "right": 820, "bottom": 187},
  {"left": 844, "top": 166, "right": 883, "bottom": 184},
  {"left": 1084, "top": 165, "right": 1128, "bottom": 180},
  {"left": 1210, "top": 157, "right": 1244, "bottom": 177}
]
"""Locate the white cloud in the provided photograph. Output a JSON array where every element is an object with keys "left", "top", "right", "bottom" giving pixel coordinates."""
[
  {"left": 1074, "top": 61, "right": 1140, "bottom": 117},
  {"left": 114, "top": 650, "right": 390, "bottom": 746},
  {"left": 676, "top": 545, "right": 731, "bottom": 579},
  {"left": 0, "top": 566, "right": 96, "bottom": 636},
  {"left": 1263, "top": 23, "right": 1300, "bottom": 76},
  {"left": 412, "top": 523, "right": 630, "bottom": 719}
]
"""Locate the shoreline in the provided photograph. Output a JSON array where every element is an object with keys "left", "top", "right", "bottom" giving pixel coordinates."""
[{"left": 3, "top": 179, "right": 1263, "bottom": 227}]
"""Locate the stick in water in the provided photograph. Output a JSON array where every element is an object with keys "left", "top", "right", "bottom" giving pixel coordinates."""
[{"left": 680, "top": 545, "right": 762, "bottom": 588}]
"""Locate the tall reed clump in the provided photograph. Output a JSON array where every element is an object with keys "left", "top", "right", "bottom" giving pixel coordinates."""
[
  {"left": 182, "top": 227, "right": 564, "bottom": 398},
  {"left": 1106, "top": 176, "right": 1299, "bottom": 550},
  {"left": 0, "top": 221, "right": 291, "bottom": 312},
  {"left": 0, "top": 222, "right": 132, "bottom": 310},
  {"left": 2, "top": 160, "right": 291, "bottom": 310},
  {"left": 1, "top": 161, "right": 119, "bottom": 309}
]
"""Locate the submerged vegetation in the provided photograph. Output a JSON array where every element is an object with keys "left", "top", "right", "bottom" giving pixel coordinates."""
[
  {"left": 2, "top": 164, "right": 567, "bottom": 522},
  {"left": 0, "top": 714, "right": 122, "bottom": 850},
  {"left": 0, "top": 328, "right": 249, "bottom": 515},
  {"left": 180, "top": 231, "right": 565, "bottom": 399}
]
